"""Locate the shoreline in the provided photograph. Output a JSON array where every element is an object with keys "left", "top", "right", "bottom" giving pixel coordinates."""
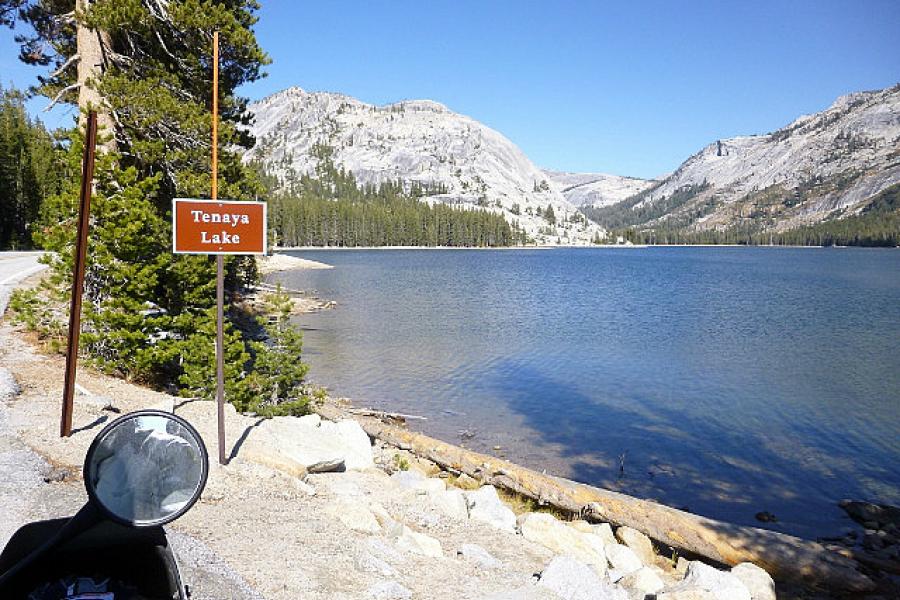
[
  {"left": 272, "top": 244, "right": 898, "bottom": 251},
  {"left": 0, "top": 317, "right": 877, "bottom": 597}
]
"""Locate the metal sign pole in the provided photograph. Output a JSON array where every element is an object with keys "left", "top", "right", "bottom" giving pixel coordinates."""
[
  {"left": 61, "top": 111, "right": 98, "bottom": 437},
  {"left": 212, "top": 31, "right": 226, "bottom": 466}
]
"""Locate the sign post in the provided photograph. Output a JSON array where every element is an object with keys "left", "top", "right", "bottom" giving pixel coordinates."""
[
  {"left": 172, "top": 197, "right": 267, "bottom": 466},
  {"left": 171, "top": 31, "right": 267, "bottom": 466},
  {"left": 61, "top": 110, "right": 98, "bottom": 438}
]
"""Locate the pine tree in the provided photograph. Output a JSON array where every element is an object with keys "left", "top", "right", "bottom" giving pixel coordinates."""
[
  {"left": 4, "top": 1, "right": 314, "bottom": 413},
  {"left": 544, "top": 204, "right": 556, "bottom": 225}
]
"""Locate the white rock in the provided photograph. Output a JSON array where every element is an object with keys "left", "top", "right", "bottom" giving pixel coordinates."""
[
  {"left": 319, "top": 419, "right": 375, "bottom": 470},
  {"left": 0, "top": 368, "right": 20, "bottom": 401},
  {"left": 604, "top": 544, "right": 642, "bottom": 576},
  {"left": 249, "top": 415, "right": 374, "bottom": 474},
  {"left": 355, "top": 551, "right": 396, "bottom": 577},
  {"left": 519, "top": 513, "right": 607, "bottom": 576},
  {"left": 457, "top": 543, "right": 501, "bottom": 569},
  {"left": 569, "top": 520, "right": 595, "bottom": 534},
  {"left": 538, "top": 556, "right": 628, "bottom": 600},
  {"left": 366, "top": 537, "right": 403, "bottom": 563},
  {"left": 592, "top": 523, "right": 617, "bottom": 547},
  {"left": 465, "top": 485, "right": 517, "bottom": 533},
  {"left": 657, "top": 590, "right": 717, "bottom": 600},
  {"left": 367, "top": 581, "right": 412, "bottom": 600},
  {"left": 619, "top": 566, "right": 664, "bottom": 595},
  {"left": 291, "top": 477, "right": 317, "bottom": 496},
  {"left": 673, "top": 561, "right": 751, "bottom": 600},
  {"left": 428, "top": 488, "right": 469, "bottom": 520},
  {"left": 147, "top": 396, "right": 175, "bottom": 413},
  {"left": 614, "top": 526, "right": 656, "bottom": 565},
  {"left": 395, "top": 525, "right": 443, "bottom": 558},
  {"left": 326, "top": 501, "right": 381, "bottom": 534},
  {"left": 730, "top": 563, "right": 776, "bottom": 600},
  {"left": 391, "top": 470, "right": 445, "bottom": 494},
  {"left": 296, "top": 413, "right": 321, "bottom": 427}
]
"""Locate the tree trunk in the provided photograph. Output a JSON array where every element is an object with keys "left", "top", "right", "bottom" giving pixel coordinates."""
[
  {"left": 315, "top": 402, "right": 875, "bottom": 593},
  {"left": 75, "top": 0, "right": 115, "bottom": 151}
]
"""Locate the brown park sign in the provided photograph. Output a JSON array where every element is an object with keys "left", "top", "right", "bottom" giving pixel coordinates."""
[{"left": 173, "top": 198, "right": 267, "bottom": 255}]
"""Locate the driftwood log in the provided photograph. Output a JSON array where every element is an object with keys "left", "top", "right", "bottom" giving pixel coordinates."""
[{"left": 316, "top": 403, "right": 874, "bottom": 592}]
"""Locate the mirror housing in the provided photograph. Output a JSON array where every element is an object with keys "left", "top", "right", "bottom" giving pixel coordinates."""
[{"left": 83, "top": 410, "right": 209, "bottom": 527}]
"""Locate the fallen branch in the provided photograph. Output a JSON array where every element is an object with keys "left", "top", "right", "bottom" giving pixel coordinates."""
[
  {"left": 346, "top": 408, "right": 427, "bottom": 422},
  {"left": 315, "top": 402, "right": 874, "bottom": 592}
]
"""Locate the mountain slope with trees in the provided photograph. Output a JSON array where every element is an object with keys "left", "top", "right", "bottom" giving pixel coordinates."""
[
  {"left": 585, "top": 84, "right": 900, "bottom": 245},
  {"left": 246, "top": 87, "right": 603, "bottom": 245}
]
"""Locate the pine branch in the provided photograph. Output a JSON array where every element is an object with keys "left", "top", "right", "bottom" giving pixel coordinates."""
[
  {"left": 50, "top": 53, "right": 80, "bottom": 78},
  {"left": 44, "top": 83, "right": 80, "bottom": 111}
]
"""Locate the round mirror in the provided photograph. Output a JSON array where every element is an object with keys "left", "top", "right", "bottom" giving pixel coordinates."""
[{"left": 83, "top": 410, "right": 208, "bottom": 527}]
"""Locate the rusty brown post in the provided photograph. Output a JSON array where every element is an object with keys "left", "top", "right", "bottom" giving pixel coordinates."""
[{"left": 61, "top": 111, "right": 98, "bottom": 437}]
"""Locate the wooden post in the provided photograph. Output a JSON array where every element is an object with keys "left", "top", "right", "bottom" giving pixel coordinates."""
[
  {"left": 61, "top": 111, "right": 98, "bottom": 437},
  {"left": 212, "top": 31, "right": 226, "bottom": 465}
]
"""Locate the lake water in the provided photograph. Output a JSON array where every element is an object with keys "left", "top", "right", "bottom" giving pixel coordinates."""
[{"left": 271, "top": 247, "right": 900, "bottom": 540}]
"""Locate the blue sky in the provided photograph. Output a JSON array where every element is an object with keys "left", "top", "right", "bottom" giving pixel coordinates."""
[{"left": 2, "top": 0, "right": 899, "bottom": 179}]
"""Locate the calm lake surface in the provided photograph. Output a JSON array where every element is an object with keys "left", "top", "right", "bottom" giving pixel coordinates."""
[{"left": 272, "top": 247, "right": 900, "bottom": 539}]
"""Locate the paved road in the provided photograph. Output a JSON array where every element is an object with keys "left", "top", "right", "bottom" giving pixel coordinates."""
[{"left": 0, "top": 252, "right": 47, "bottom": 315}]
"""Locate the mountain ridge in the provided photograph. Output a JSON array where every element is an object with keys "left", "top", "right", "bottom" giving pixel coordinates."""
[
  {"left": 246, "top": 87, "right": 602, "bottom": 245},
  {"left": 587, "top": 84, "right": 900, "bottom": 237},
  {"left": 246, "top": 83, "right": 900, "bottom": 244}
]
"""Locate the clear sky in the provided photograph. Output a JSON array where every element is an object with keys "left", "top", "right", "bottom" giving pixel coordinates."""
[{"left": 2, "top": 0, "right": 899, "bottom": 179}]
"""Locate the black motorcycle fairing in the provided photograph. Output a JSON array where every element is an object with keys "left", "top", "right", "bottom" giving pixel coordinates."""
[{"left": 0, "top": 517, "right": 184, "bottom": 599}]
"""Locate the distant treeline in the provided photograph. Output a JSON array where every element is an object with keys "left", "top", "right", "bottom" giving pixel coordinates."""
[
  {"left": 613, "top": 183, "right": 900, "bottom": 247},
  {"left": 260, "top": 145, "right": 519, "bottom": 247},
  {"left": 0, "top": 85, "right": 63, "bottom": 249}
]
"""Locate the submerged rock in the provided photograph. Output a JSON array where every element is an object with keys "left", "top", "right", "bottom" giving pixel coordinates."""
[{"left": 840, "top": 499, "right": 900, "bottom": 530}]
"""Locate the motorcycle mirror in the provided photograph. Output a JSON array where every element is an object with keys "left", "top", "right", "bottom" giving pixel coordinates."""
[{"left": 83, "top": 410, "right": 209, "bottom": 527}]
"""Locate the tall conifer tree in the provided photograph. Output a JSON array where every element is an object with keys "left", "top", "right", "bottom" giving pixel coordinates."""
[{"left": 3, "top": 1, "right": 313, "bottom": 413}]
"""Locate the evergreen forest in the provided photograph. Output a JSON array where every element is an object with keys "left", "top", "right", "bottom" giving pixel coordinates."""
[
  {"left": 0, "top": 85, "right": 63, "bottom": 249},
  {"left": 261, "top": 147, "right": 518, "bottom": 247}
]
